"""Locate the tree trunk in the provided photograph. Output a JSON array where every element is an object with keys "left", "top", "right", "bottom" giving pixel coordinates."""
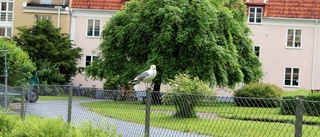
[{"left": 152, "top": 81, "right": 162, "bottom": 105}]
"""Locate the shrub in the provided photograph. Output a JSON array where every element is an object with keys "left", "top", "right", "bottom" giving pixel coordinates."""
[
  {"left": 0, "top": 111, "right": 17, "bottom": 136},
  {"left": 0, "top": 112, "right": 119, "bottom": 137},
  {"left": 279, "top": 96, "right": 296, "bottom": 115},
  {"left": 233, "top": 83, "right": 284, "bottom": 107},
  {"left": 162, "top": 73, "right": 215, "bottom": 118},
  {"left": 304, "top": 94, "right": 320, "bottom": 116}
]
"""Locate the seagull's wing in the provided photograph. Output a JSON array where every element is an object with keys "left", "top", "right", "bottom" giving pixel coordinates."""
[{"left": 134, "top": 70, "right": 150, "bottom": 81}]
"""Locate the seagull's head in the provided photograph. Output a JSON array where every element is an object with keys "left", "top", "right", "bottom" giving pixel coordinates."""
[{"left": 150, "top": 65, "right": 156, "bottom": 70}]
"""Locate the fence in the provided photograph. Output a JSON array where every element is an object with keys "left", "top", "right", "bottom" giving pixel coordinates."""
[{"left": 1, "top": 84, "right": 320, "bottom": 137}]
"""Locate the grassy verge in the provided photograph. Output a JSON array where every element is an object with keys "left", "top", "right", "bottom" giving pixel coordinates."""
[
  {"left": 38, "top": 95, "right": 87, "bottom": 101},
  {"left": 81, "top": 101, "right": 320, "bottom": 136},
  {"left": 0, "top": 112, "right": 119, "bottom": 137}
]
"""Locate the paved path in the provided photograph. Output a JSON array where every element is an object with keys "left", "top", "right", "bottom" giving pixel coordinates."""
[{"left": 25, "top": 99, "right": 209, "bottom": 137}]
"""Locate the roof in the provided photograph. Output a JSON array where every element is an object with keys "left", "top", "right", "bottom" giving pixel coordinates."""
[
  {"left": 245, "top": 0, "right": 320, "bottom": 19},
  {"left": 245, "top": 0, "right": 266, "bottom": 5},
  {"left": 71, "top": 0, "right": 126, "bottom": 10}
]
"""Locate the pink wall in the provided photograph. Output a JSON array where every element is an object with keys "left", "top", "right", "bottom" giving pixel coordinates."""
[
  {"left": 249, "top": 22, "right": 320, "bottom": 91},
  {"left": 72, "top": 15, "right": 110, "bottom": 88}
]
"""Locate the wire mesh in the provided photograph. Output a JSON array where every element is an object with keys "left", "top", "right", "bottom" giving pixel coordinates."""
[{"left": 2, "top": 85, "right": 320, "bottom": 137}]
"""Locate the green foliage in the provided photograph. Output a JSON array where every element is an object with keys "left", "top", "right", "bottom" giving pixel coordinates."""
[
  {"left": 0, "top": 112, "right": 17, "bottom": 136},
  {"left": 85, "top": 0, "right": 263, "bottom": 89},
  {"left": 304, "top": 94, "right": 320, "bottom": 116},
  {"left": 279, "top": 96, "right": 296, "bottom": 115},
  {"left": 0, "top": 38, "right": 35, "bottom": 86},
  {"left": 162, "top": 73, "right": 215, "bottom": 118},
  {"left": 280, "top": 94, "right": 320, "bottom": 116},
  {"left": 38, "top": 86, "right": 66, "bottom": 96},
  {"left": 13, "top": 20, "right": 82, "bottom": 85},
  {"left": 233, "top": 83, "right": 284, "bottom": 107},
  {"left": 37, "top": 61, "right": 66, "bottom": 85},
  {"left": 0, "top": 111, "right": 120, "bottom": 137}
]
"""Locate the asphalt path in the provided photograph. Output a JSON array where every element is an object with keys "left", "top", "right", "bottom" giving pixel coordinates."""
[{"left": 25, "top": 99, "right": 210, "bottom": 137}]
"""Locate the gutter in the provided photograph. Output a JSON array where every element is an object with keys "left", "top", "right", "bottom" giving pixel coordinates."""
[{"left": 311, "top": 20, "right": 318, "bottom": 90}]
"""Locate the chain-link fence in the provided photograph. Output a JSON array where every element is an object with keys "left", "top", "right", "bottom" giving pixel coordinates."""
[{"left": 2, "top": 84, "right": 320, "bottom": 137}]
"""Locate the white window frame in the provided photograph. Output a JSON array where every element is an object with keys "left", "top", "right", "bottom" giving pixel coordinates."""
[
  {"left": 248, "top": 7, "right": 262, "bottom": 24},
  {"left": 0, "top": 1, "right": 13, "bottom": 22},
  {"left": 254, "top": 45, "right": 260, "bottom": 58},
  {"left": 286, "top": 29, "right": 302, "bottom": 48},
  {"left": 85, "top": 55, "right": 97, "bottom": 67},
  {"left": 0, "top": 27, "right": 12, "bottom": 37},
  {"left": 86, "top": 19, "right": 100, "bottom": 37},
  {"left": 284, "top": 67, "right": 300, "bottom": 87}
]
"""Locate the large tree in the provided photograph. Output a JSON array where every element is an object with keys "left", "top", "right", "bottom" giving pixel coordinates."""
[
  {"left": 86, "top": 0, "right": 263, "bottom": 90},
  {"left": 13, "top": 20, "right": 82, "bottom": 85},
  {"left": 0, "top": 38, "right": 35, "bottom": 86}
]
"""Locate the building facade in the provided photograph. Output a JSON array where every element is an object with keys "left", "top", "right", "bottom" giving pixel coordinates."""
[
  {"left": 70, "top": 0, "right": 126, "bottom": 88},
  {"left": 245, "top": 0, "right": 320, "bottom": 91},
  {"left": 13, "top": 0, "right": 71, "bottom": 35}
]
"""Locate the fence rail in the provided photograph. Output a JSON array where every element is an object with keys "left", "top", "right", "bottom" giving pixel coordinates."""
[{"left": 1, "top": 84, "right": 320, "bottom": 137}]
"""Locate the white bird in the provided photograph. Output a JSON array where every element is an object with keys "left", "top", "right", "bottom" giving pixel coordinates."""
[{"left": 130, "top": 65, "right": 157, "bottom": 89}]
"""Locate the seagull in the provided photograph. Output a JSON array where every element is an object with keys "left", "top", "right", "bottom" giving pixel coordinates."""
[{"left": 129, "top": 65, "right": 157, "bottom": 89}]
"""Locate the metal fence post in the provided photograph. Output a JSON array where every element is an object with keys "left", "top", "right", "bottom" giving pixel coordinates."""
[
  {"left": 20, "top": 85, "right": 26, "bottom": 119},
  {"left": 295, "top": 95, "right": 304, "bottom": 137},
  {"left": 145, "top": 88, "right": 151, "bottom": 137},
  {"left": 67, "top": 85, "right": 73, "bottom": 123}
]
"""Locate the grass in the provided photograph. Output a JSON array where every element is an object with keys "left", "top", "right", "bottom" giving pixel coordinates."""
[
  {"left": 38, "top": 95, "right": 87, "bottom": 101},
  {"left": 283, "top": 89, "right": 312, "bottom": 97},
  {"left": 81, "top": 100, "right": 320, "bottom": 137}
]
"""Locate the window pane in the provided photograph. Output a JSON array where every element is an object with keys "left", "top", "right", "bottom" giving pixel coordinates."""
[
  {"left": 87, "top": 20, "right": 93, "bottom": 36},
  {"left": 250, "top": 8, "right": 255, "bottom": 13},
  {"left": 8, "top": 3, "right": 13, "bottom": 11},
  {"left": 254, "top": 46, "right": 260, "bottom": 57},
  {"left": 257, "top": 8, "right": 262, "bottom": 13},
  {"left": 293, "top": 68, "right": 299, "bottom": 73},
  {"left": 6, "top": 28, "right": 11, "bottom": 37},
  {"left": 86, "top": 56, "right": 91, "bottom": 62},
  {"left": 287, "top": 29, "right": 294, "bottom": 47},
  {"left": 0, "top": 28, "right": 5, "bottom": 36},
  {"left": 285, "top": 80, "right": 291, "bottom": 85},
  {"left": 285, "top": 68, "right": 291, "bottom": 73},
  {"left": 295, "top": 30, "right": 301, "bottom": 47},
  {"left": 256, "top": 18, "right": 261, "bottom": 23},
  {"left": 7, "top": 13, "right": 12, "bottom": 21},
  {"left": 94, "top": 20, "right": 100, "bottom": 36},
  {"left": 249, "top": 17, "right": 255, "bottom": 22},
  {"left": 285, "top": 67, "right": 292, "bottom": 86},
  {"left": 85, "top": 56, "right": 91, "bottom": 66},
  {"left": 0, "top": 13, "right": 5, "bottom": 21},
  {"left": 1, "top": 2, "right": 6, "bottom": 11}
]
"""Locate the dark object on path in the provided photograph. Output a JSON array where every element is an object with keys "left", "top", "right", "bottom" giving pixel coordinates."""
[{"left": 26, "top": 70, "right": 39, "bottom": 103}]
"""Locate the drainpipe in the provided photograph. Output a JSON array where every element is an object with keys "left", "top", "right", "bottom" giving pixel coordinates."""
[
  {"left": 55, "top": 6, "right": 62, "bottom": 28},
  {"left": 311, "top": 20, "right": 318, "bottom": 90}
]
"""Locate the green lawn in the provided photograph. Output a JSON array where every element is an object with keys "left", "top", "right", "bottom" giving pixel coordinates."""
[
  {"left": 38, "top": 95, "right": 87, "bottom": 101},
  {"left": 81, "top": 101, "right": 320, "bottom": 137}
]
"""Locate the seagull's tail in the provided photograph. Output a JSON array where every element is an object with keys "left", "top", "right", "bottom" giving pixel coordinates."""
[{"left": 128, "top": 80, "right": 140, "bottom": 85}]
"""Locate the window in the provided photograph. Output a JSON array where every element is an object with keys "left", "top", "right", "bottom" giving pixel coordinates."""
[
  {"left": 254, "top": 46, "right": 260, "bottom": 58},
  {"left": 248, "top": 7, "right": 262, "bottom": 23},
  {"left": 85, "top": 55, "right": 97, "bottom": 66},
  {"left": 0, "top": 1, "right": 13, "bottom": 22},
  {"left": 35, "top": 15, "right": 52, "bottom": 22},
  {"left": 287, "top": 29, "right": 301, "bottom": 48},
  {"left": 284, "top": 67, "right": 299, "bottom": 86},
  {"left": 87, "top": 19, "right": 100, "bottom": 37},
  {"left": 0, "top": 27, "right": 11, "bottom": 37}
]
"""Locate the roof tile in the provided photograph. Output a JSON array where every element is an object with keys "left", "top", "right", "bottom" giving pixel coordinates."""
[
  {"left": 71, "top": 0, "right": 127, "bottom": 10},
  {"left": 263, "top": 0, "right": 320, "bottom": 19}
]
